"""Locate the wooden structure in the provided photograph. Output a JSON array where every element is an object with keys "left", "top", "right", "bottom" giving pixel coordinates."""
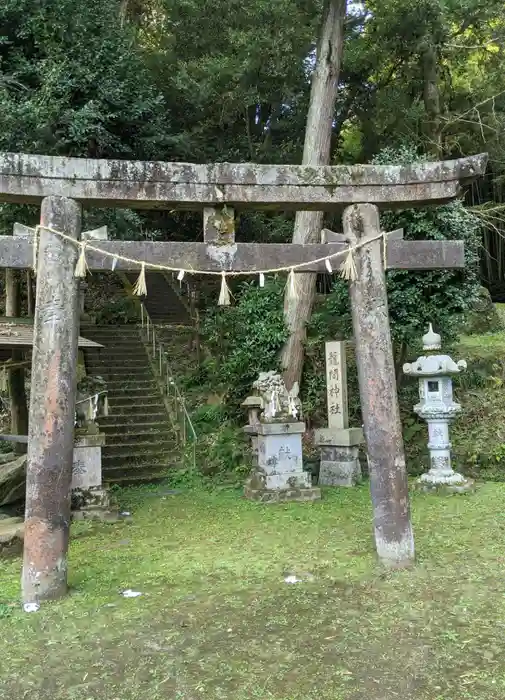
[{"left": 0, "top": 150, "right": 487, "bottom": 602}]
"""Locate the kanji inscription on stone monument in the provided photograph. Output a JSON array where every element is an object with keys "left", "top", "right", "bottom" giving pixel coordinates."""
[
  {"left": 315, "top": 341, "right": 363, "bottom": 488},
  {"left": 325, "top": 341, "right": 348, "bottom": 430}
]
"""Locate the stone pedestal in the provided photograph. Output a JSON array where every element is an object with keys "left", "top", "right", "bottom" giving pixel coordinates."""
[
  {"left": 314, "top": 427, "right": 363, "bottom": 487},
  {"left": 71, "top": 432, "right": 115, "bottom": 519},
  {"left": 245, "top": 422, "right": 321, "bottom": 503}
]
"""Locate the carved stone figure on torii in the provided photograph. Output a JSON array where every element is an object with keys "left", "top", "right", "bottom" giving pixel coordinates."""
[{"left": 0, "top": 150, "right": 487, "bottom": 601}]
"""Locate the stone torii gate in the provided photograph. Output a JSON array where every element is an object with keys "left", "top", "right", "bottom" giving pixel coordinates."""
[{"left": 0, "top": 151, "right": 487, "bottom": 602}]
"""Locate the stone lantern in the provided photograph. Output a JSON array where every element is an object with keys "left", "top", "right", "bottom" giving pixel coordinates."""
[{"left": 403, "top": 324, "right": 473, "bottom": 492}]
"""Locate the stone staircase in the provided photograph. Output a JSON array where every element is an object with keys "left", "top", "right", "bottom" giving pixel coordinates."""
[
  {"left": 82, "top": 324, "right": 177, "bottom": 483},
  {"left": 126, "top": 271, "right": 190, "bottom": 324}
]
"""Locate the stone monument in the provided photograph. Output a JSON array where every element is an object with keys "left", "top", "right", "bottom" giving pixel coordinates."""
[
  {"left": 72, "top": 381, "right": 114, "bottom": 518},
  {"left": 314, "top": 342, "right": 363, "bottom": 486},
  {"left": 244, "top": 371, "right": 321, "bottom": 503},
  {"left": 403, "top": 324, "right": 473, "bottom": 493}
]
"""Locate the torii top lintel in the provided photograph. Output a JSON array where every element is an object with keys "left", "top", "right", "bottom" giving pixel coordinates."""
[{"left": 0, "top": 152, "right": 488, "bottom": 210}]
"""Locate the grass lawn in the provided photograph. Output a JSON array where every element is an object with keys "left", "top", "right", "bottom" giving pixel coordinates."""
[{"left": 1, "top": 483, "right": 505, "bottom": 699}]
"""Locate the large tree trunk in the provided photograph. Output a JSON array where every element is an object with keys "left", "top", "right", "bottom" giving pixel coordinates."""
[
  {"left": 281, "top": 0, "right": 347, "bottom": 390},
  {"left": 421, "top": 39, "right": 442, "bottom": 157},
  {"left": 5, "top": 269, "right": 29, "bottom": 455}
]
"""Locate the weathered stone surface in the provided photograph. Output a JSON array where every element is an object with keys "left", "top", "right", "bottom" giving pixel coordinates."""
[
  {"left": 0, "top": 516, "right": 24, "bottom": 557},
  {"left": 412, "top": 479, "right": 476, "bottom": 495},
  {"left": 0, "top": 236, "right": 465, "bottom": 275},
  {"left": 0, "top": 152, "right": 487, "bottom": 210},
  {"left": 314, "top": 427, "right": 364, "bottom": 447},
  {"left": 0, "top": 454, "right": 26, "bottom": 506},
  {"left": 22, "top": 196, "right": 82, "bottom": 604},
  {"left": 325, "top": 229, "right": 464, "bottom": 271},
  {"left": 244, "top": 480, "right": 321, "bottom": 503},
  {"left": 319, "top": 445, "right": 362, "bottom": 487},
  {"left": 0, "top": 238, "right": 348, "bottom": 272},
  {"left": 344, "top": 203, "right": 414, "bottom": 568},
  {"left": 245, "top": 420, "right": 321, "bottom": 502},
  {"left": 385, "top": 240, "right": 464, "bottom": 270},
  {"left": 324, "top": 341, "right": 348, "bottom": 429},
  {"left": 71, "top": 486, "right": 117, "bottom": 520},
  {"left": 72, "top": 433, "right": 105, "bottom": 491}
]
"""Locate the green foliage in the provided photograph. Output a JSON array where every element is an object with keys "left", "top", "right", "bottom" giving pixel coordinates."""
[
  {"left": 173, "top": 405, "right": 249, "bottom": 485},
  {"left": 200, "top": 279, "right": 289, "bottom": 412},
  {"left": 311, "top": 145, "right": 481, "bottom": 358},
  {"left": 0, "top": 0, "right": 167, "bottom": 158},
  {"left": 90, "top": 296, "right": 139, "bottom": 325},
  {"left": 0, "top": 603, "right": 13, "bottom": 619}
]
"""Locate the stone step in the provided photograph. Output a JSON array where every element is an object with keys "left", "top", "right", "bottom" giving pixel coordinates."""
[
  {"left": 109, "top": 392, "right": 162, "bottom": 403},
  {"left": 86, "top": 339, "right": 142, "bottom": 348},
  {"left": 86, "top": 340, "right": 143, "bottom": 349},
  {"left": 99, "top": 412, "right": 168, "bottom": 426},
  {"left": 105, "top": 387, "right": 161, "bottom": 399},
  {"left": 90, "top": 369, "right": 150, "bottom": 378},
  {"left": 101, "top": 421, "right": 170, "bottom": 433},
  {"left": 92, "top": 353, "right": 148, "bottom": 362},
  {"left": 103, "top": 465, "right": 173, "bottom": 484},
  {"left": 89, "top": 346, "right": 144, "bottom": 354},
  {"left": 83, "top": 336, "right": 141, "bottom": 343},
  {"left": 103, "top": 439, "right": 175, "bottom": 456},
  {"left": 96, "top": 371, "right": 154, "bottom": 380},
  {"left": 105, "top": 386, "right": 159, "bottom": 396},
  {"left": 109, "top": 401, "right": 166, "bottom": 414},
  {"left": 87, "top": 353, "right": 149, "bottom": 367},
  {"left": 82, "top": 326, "right": 140, "bottom": 334},
  {"left": 102, "top": 450, "right": 174, "bottom": 468},
  {"left": 105, "top": 378, "right": 157, "bottom": 387},
  {"left": 87, "top": 364, "right": 151, "bottom": 374},
  {"left": 104, "top": 429, "right": 174, "bottom": 443}
]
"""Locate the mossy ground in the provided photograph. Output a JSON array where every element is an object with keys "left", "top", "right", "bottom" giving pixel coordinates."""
[{"left": 2, "top": 483, "right": 505, "bottom": 699}]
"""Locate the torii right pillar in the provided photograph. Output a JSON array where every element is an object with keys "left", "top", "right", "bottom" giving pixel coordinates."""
[
  {"left": 341, "top": 202, "right": 470, "bottom": 569},
  {"left": 343, "top": 204, "right": 414, "bottom": 567}
]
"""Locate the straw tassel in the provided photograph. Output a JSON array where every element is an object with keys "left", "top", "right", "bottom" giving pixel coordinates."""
[
  {"left": 132, "top": 262, "right": 147, "bottom": 296},
  {"left": 259, "top": 272, "right": 265, "bottom": 288},
  {"left": 74, "top": 241, "right": 89, "bottom": 278},
  {"left": 177, "top": 269, "right": 185, "bottom": 282},
  {"left": 339, "top": 248, "right": 358, "bottom": 281},
  {"left": 103, "top": 394, "right": 109, "bottom": 417},
  {"left": 287, "top": 268, "right": 298, "bottom": 302},
  {"left": 218, "top": 271, "right": 231, "bottom": 306},
  {"left": 325, "top": 258, "right": 333, "bottom": 274},
  {"left": 111, "top": 256, "right": 118, "bottom": 271}
]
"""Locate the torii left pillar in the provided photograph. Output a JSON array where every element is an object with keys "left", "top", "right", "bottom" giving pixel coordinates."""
[{"left": 22, "top": 196, "right": 82, "bottom": 604}]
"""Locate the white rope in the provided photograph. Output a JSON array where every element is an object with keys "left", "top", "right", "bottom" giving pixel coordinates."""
[{"left": 34, "top": 224, "right": 385, "bottom": 278}]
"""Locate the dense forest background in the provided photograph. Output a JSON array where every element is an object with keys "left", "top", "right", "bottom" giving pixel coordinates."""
[
  {"left": 1, "top": 0, "right": 505, "bottom": 480},
  {"left": 0, "top": 0, "right": 504, "bottom": 285}
]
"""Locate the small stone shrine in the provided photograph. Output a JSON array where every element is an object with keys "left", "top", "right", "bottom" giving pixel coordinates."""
[
  {"left": 314, "top": 342, "right": 363, "bottom": 486},
  {"left": 244, "top": 371, "right": 321, "bottom": 503},
  {"left": 403, "top": 324, "right": 473, "bottom": 493}
]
